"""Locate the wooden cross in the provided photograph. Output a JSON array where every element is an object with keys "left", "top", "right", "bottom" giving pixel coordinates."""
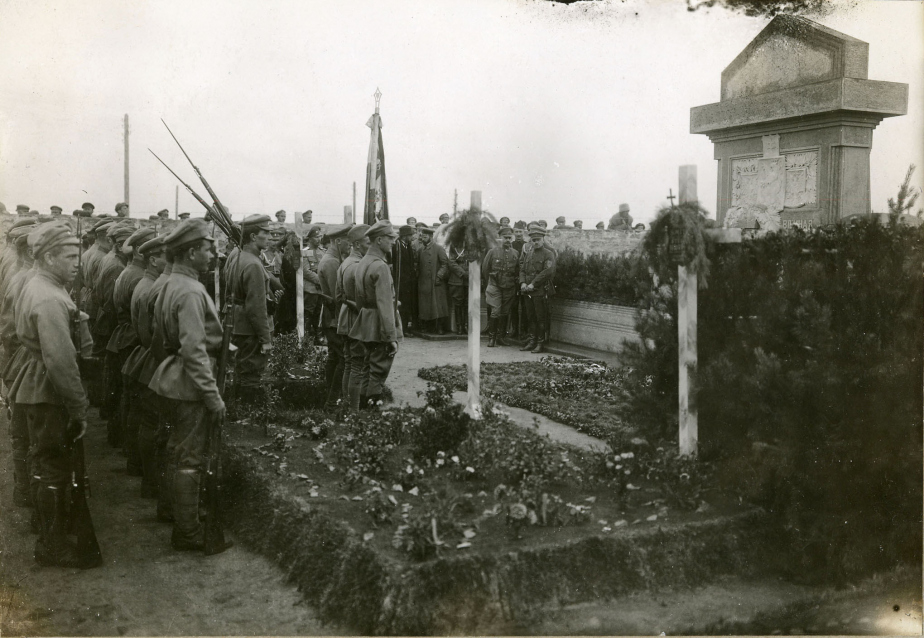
[{"left": 667, "top": 189, "right": 677, "bottom": 207}]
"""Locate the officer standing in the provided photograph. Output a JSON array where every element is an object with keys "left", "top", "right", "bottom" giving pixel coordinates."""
[
  {"left": 108, "top": 227, "right": 156, "bottom": 474},
  {"left": 349, "top": 221, "right": 402, "bottom": 408},
  {"left": 336, "top": 224, "right": 370, "bottom": 411},
  {"left": 229, "top": 215, "right": 275, "bottom": 403},
  {"left": 482, "top": 226, "right": 520, "bottom": 347},
  {"left": 519, "top": 227, "right": 556, "bottom": 354},
  {"left": 447, "top": 242, "right": 468, "bottom": 335},
  {"left": 147, "top": 219, "right": 230, "bottom": 553},
  {"left": 301, "top": 225, "right": 324, "bottom": 342},
  {"left": 415, "top": 227, "right": 450, "bottom": 334},
  {"left": 392, "top": 225, "right": 418, "bottom": 336},
  {"left": 12, "top": 223, "right": 99, "bottom": 568},
  {"left": 317, "top": 224, "right": 352, "bottom": 409}
]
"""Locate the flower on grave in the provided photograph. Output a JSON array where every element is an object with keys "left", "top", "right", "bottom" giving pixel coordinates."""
[{"left": 508, "top": 503, "right": 528, "bottom": 520}]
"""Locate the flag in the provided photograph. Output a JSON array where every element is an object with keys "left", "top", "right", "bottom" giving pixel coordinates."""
[{"left": 363, "top": 110, "right": 389, "bottom": 225}]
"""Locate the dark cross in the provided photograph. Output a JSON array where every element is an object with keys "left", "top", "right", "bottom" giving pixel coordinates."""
[{"left": 667, "top": 189, "right": 677, "bottom": 206}]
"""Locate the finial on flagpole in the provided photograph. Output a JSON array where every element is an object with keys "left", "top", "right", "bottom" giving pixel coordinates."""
[{"left": 374, "top": 87, "right": 382, "bottom": 114}]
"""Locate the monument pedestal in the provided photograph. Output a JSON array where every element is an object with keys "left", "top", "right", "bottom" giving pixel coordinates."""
[{"left": 690, "top": 16, "right": 907, "bottom": 229}]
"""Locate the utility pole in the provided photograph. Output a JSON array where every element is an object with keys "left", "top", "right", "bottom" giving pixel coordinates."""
[
  {"left": 123, "top": 114, "right": 130, "bottom": 206},
  {"left": 453, "top": 189, "right": 458, "bottom": 215},
  {"left": 175, "top": 185, "right": 179, "bottom": 219},
  {"left": 352, "top": 181, "right": 357, "bottom": 223}
]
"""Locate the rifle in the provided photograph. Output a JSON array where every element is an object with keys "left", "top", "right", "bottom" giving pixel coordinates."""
[
  {"left": 151, "top": 123, "right": 239, "bottom": 555},
  {"left": 70, "top": 211, "right": 103, "bottom": 567}
]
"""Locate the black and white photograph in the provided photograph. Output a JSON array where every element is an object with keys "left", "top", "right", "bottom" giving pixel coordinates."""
[{"left": 0, "top": 0, "right": 921, "bottom": 635}]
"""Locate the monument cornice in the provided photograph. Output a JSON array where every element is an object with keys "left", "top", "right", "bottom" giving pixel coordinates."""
[{"left": 690, "top": 77, "right": 907, "bottom": 136}]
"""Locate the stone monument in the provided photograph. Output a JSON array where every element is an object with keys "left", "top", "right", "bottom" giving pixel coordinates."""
[{"left": 690, "top": 15, "right": 908, "bottom": 230}]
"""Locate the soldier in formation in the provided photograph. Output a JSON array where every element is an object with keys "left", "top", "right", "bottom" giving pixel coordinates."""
[
  {"left": 349, "top": 220, "right": 401, "bottom": 408},
  {"left": 317, "top": 225, "right": 351, "bottom": 409},
  {"left": 337, "top": 224, "right": 370, "bottom": 411}
]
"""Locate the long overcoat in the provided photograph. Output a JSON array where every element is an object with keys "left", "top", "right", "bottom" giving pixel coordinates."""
[{"left": 416, "top": 242, "right": 449, "bottom": 321}]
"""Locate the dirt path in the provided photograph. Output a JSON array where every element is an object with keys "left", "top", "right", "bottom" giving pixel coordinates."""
[{"left": 0, "top": 409, "right": 346, "bottom": 637}]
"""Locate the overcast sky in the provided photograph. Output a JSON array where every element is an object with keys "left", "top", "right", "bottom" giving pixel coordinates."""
[{"left": 0, "top": 0, "right": 921, "bottom": 225}]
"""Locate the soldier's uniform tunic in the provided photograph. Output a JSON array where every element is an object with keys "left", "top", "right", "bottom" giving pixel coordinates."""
[
  {"left": 447, "top": 245, "right": 468, "bottom": 334},
  {"left": 482, "top": 242, "right": 520, "bottom": 342},
  {"left": 349, "top": 238, "right": 402, "bottom": 403},
  {"left": 92, "top": 244, "right": 129, "bottom": 430},
  {"left": 336, "top": 243, "right": 365, "bottom": 410},
  {"left": 318, "top": 236, "right": 347, "bottom": 408},
  {"left": 229, "top": 249, "right": 274, "bottom": 395},
  {"left": 519, "top": 240, "right": 556, "bottom": 350},
  {"left": 148, "top": 254, "right": 224, "bottom": 549},
  {"left": 11, "top": 228, "right": 96, "bottom": 568}
]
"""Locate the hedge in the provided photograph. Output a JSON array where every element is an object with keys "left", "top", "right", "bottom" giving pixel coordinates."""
[
  {"left": 551, "top": 247, "right": 650, "bottom": 307},
  {"left": 616, "top": 209, "right": 923, "bottom": 582}
]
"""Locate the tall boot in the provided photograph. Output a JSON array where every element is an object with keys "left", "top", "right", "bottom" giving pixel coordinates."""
[
  {"left": 138, "top": 417, "right": 159, "bottom": 499},
  {"left": 482, "top": 305, "right": 492, "bottom": 335},
  {"left": 35, "top": 483, "right": 95, "bottom": 568},
  {"left": 171, "top": 468, "right": 204, "bottom": 551},
  {"left": 487, "top": 317, "right": 497, "bottom": 347},
  {"left": 13, "top": 457, "right": 32, "bottom": 507},
  {"left": 496, "top": 316, "right": 511, "bottom": 346},
  {"left": 436, "top": 318, "right": 445, "bottom": 336},
  {"left": 157, "top": 454, "right": 175, "bottom": 523},
  {"left": 519, "top": 334, "right": 536, "bottom": 351},
  {"left": 531, "top": 336, "right": 546, "bottom": 354}
]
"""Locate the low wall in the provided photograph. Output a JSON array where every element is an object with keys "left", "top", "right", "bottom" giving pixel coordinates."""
[
  {"left": 550, "top": 299, "right": 640, "bottom": 354},
  {"left": 547, "top": 228, "right": 645, "bottom": 257}
]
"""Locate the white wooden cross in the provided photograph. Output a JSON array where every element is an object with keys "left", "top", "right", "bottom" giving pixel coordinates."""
[
  {"left": 679, "top": 226, "right": 742, "bottom": 457},
  {"left": 294, "top": 212, "right": 305, "bottom": 345},
  {"left": 465, "top": 191, "right": 483, "bottom": 419}
]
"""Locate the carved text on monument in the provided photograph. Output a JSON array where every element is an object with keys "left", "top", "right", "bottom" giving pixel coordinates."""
[{"left": 731, "top": 150, "right": 818, "bottom": 210}]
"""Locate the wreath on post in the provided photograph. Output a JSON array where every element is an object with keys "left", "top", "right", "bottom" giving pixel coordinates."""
[
  {"left": 439, "top": 208, "right": 499, "bottom": 261},
  {"left": 643, "top": 202, "right": 712, "bottom": 287}
]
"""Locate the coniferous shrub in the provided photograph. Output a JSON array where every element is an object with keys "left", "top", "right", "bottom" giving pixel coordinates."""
[
  {"left": 617, "top": 213, "right": 923, "bottom": 580},
  {"left": 552, "top": 247, "right": 651, "bottom": 307}
]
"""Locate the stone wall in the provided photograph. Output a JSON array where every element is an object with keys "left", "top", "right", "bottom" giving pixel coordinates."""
[
  {"left": 546, "top": 228, "right": 645, "bottom": 257},
  {"left": 549, "top": 299, "right": 640, "bottom": 353}
]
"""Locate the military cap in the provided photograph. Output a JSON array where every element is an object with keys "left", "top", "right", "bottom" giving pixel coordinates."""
[
  {"left": 178, "top": 212, "right": 191, "bottom": 219},
  {"left": 148, "top": 215, "right": 161, "bottom": 220},
  {"left": 595, "top": 221, "right": 605, "bottom": 229},
  {"left": 125, "top": 227, "right": 156, "bottom": 249},
  {"left": 498, "top": 226, "right": 514, "bottom": 237},
  {"left": 513, "top": 220, "right": 527, "bottom": 230},
  {"left": 241, "top": 214, "right": 272, "bottom": 231},
  {"left": 366, "top": 219, "right": 398, "bottom": 240},
  {"left": 398, "top": 225, "right": 415, "bottom": 237},
  {"left": 157, "top": 209, "right": 169, "bottom": 216},
  {"left": 528, "top": 227, "right": 547, "bottom": 238},
  {"left": 165, "top": 218, "right": 213, "bottom": 250},
  {"left": 81, "top": 202, "right": 95, "bottom": 210},
  {"left": 305, "top": 224, "right": 322, "bottom": 238},
  {"left": 527, "top": 221, "right": 540, "bottom": 230},
  {"left": 431, "top": 222, "right": 440, "bottom": 228},
  {"left": 556, "top": 216, "right": 566, "bottom": 223},
  {"left": 8, "top": 225, "right": 36, "bottom": 241},
  {"left": 8, "top": 218, "right": 38, "bottom": 234},
  {"left": 324, "top": 224, "right": 352, "bottom": 240},
  {"left": 418, "top": 226, "right": 435, "bottom": 236},
  {"left": 114, "top": 202, "right": 127, "bottom": 213},
  {"left": 50, "top": 205, "right": 63, "bottom": 213},
  {"left": 16, "top": 205, "right": 29, "bottom": 212},
  {"left": 31, "top": 223, "right": 80, "bottom": 258},
  {"left": 73, "top": 208, "right": 92, "bottom": 218},
  {"left": 415, "top": 222, "right": 428, "bottom": 229},
  {"left": 92, "top": 218, "right": 115, "bottom": 231},
  {"left": 107, "top": 223, "right": 136, "bottom": 242},
  {"left": 347, "top": 224, "right": 370, "bottom": 242},
  {"left": 138, "top": 234, "right": 167, "bottom": 255},
  {"left": 618, "top": 203, "right": 630, "bottom": 213},
  {"left": 537, "top": 220, "right": 548, "bottom": 228}
]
